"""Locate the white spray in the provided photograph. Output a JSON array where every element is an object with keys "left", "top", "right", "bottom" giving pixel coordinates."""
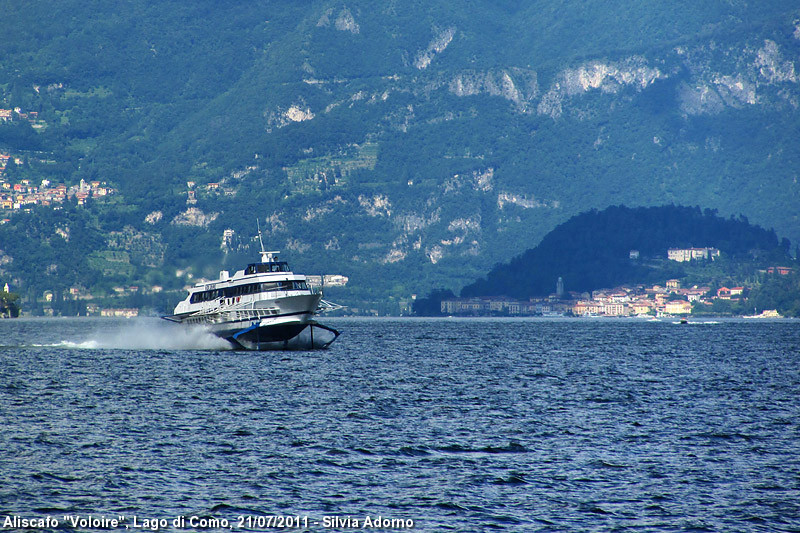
[{"left": 62, "top": 318, "right": 233, "bottom": 350}]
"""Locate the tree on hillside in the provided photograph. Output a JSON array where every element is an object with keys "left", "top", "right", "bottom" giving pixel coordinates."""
[
  {"left": 0, "top": 290, "right": 21, "bottom": 318},
  {"left": 412, "top": 289, "right": 455, "bottom": 316}
]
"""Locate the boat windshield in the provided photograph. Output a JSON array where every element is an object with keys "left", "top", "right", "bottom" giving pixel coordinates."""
[{"left": 245, "top": 262, "right": 290, "bottom": 275}]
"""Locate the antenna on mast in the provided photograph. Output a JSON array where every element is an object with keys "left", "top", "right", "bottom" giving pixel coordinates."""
[
  {"left": 257, "top": 218, "right": 265, "bottom": 250},
  {"left": 256, "top": 219, "right": 278, "bottom": 263}
]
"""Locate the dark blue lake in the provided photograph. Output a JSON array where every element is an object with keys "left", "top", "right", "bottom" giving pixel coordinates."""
[{"left": 1, "top": 317, "right": 799, "bottom": 531}]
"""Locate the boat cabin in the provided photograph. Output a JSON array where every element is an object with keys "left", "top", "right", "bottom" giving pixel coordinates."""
[
  {"left": 245, "top": 261, "right": 290, "bottom": 275},
  {"left": 189, "top": 279, "right": 309, "bottom": 303}
]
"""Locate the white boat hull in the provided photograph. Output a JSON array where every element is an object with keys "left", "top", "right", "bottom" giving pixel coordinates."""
[{"left": 166, "top": 293, "right": 339, "bottom": 350}]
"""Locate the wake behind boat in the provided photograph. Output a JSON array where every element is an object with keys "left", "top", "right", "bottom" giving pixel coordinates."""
[{"left": 162, "top": 241, "right": 340, "bottom": 350}]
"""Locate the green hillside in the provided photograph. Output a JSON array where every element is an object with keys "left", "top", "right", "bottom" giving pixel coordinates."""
[
  {"left": 1, "top": 1, "right": 800, "bottom": 314},
  {"left": 461, "top": 204, "right": 795, "bottom": 298}
]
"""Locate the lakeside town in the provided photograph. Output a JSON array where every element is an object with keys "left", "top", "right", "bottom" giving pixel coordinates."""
[
  {"left": 440, "top": 247, "right": 793, "bottom": 318},
  {"left": 1, "top": 243, "right": 796, "bottom": 319},
  {"left": 0, "top": 174, "right": 116, "bottom": 213},
  {"left": 0, "top": 107, "right": 118, "bottom": 216}
]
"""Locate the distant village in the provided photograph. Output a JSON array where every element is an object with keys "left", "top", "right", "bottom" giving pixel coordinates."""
[
  {"left": 441, "top": 247, "right": 792, "bottom": 318},
  {"left": 0, "top": 175, "right": 116, "bottom": 213},
  {"left": 0, "top": 107, "right": 116, "bottom": 218}
]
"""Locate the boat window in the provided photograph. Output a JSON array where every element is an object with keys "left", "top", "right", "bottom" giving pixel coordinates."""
[
  {"left": 190, "top": 288, "right": 222, "bottom": 303},
  {"left": 245, "top": 262, "right": 291, "bottom": 275},
  {"left": 257, "top": 280, "right": 309, "bottom": 292},
  {"left": 189, "top": 278, "right": 309, "bottom": 304}
]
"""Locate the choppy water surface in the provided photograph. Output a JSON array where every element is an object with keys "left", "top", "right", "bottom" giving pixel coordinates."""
[{"left": 1, "top": 317, "right": 799, "bottom": 531}]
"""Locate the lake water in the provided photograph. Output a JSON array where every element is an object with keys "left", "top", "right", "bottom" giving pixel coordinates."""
[{"left": 1, "top": 317, "right": 799, "bottom": 532}]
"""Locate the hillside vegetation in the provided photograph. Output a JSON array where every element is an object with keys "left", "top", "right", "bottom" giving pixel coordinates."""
[
  {"left": 461, "top": 205, "right": 794, "bottom": 298},
  {"left": 1, "top": 1, "right": 800, "bottom": 313}
]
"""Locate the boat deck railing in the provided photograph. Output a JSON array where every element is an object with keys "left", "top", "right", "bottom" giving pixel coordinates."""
[{"left": 183, "top": 308, "right": 283, "bottom": 326}]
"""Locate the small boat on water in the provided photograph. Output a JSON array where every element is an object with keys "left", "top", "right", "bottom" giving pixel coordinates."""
[{"left": 162, "top": 234, "right": 340, "bottom": 350}]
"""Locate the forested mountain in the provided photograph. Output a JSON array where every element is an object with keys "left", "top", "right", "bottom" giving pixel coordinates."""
[
  {"left": 1, "top": 1, "right": 800, "bottom": 312},
  {"left": 461, "top": 205, "right": 794, "bottom": 298}
]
